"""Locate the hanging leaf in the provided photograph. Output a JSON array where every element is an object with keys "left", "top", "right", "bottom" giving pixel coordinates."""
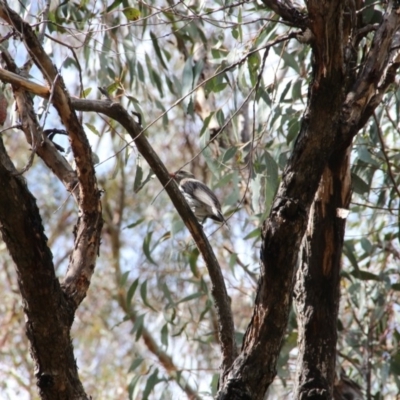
[
  {"left": 143, "top": 232, "right": 157, "bottom": 265},
  {"left": 150, "top": 31, "right": 167, "bottom": 69},
  {"left": 142, "top": 368, "right": 163, "bottom": 400},
  {"left": 128, "top": 357, "right": 144, "bottom": 372},
  {"left": 126, "top": 278, "right": 139, "bottom": 307}
]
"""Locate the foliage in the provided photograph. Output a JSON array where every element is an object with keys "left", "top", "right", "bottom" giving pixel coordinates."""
[{"left": 0, "top": 0, "right": 399, "bottom": 399}]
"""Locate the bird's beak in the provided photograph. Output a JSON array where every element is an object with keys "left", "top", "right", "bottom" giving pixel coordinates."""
[{"left": 169, "top": 172, "right": 175, "bottom": 178}]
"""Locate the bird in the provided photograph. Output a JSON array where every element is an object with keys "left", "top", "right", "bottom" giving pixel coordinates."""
[{"left": 169, "top": 170, "right": 228, "bottom": 226}]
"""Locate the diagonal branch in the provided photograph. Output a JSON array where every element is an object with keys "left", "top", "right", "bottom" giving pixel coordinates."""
[{"left": 71, "top": 96, "right": 238, "bottom": 374}]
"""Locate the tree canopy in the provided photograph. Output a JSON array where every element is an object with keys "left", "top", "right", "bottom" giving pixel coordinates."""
[{"left": 0, "top": 0, "right": 400, "bottom": 399}]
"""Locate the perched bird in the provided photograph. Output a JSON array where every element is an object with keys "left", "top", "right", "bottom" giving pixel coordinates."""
[{"left": 170, "top": 170, "right": 227, "bottom": 225}]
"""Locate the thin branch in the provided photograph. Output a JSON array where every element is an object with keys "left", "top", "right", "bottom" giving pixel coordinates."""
[{"left": 0, "top": 68, "right": 50, "bottom": 97}]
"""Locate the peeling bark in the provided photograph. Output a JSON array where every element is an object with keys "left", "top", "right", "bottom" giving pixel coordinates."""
[{"left": 294, "top": 147, "right": 352, "bottom": 400}]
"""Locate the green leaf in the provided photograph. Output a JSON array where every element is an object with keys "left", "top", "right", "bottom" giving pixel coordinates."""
[
  {"left": 161, "top": 323, "right": 168, "bottom": 347},
  {"left": 247, "top": 52, "right": 260, "bottom": 71},
  {"left": 199, "top": 112, "right": 215, "bottom": 137},
  {"left": 137, "top": 61, "right": 145, "bottom": 82},
  {"left": 140, "top": 280, "right": 157, "bottom": 311},
  {"left": 85, "top": 122, "right": 100, "bottom": 136},
  {"left": 129, "top": 357, "right": 144, "bottom": 372},
  {"left": 216, "top": 109, "right": 225, "bottom": 127},
  {"left": 256, "top": 87, "right": 271, "bottom": 105},
  {"left": 357, "top": 145, "right": 379, "bottom": 167},
  {"left": 244, "top": 228, "right": 260, "bottom": 240},
  {"left": 279, "top": 81, "right": 292, "bottom": 103},
  {"left": 176, "top": 292, "right": 203, "bottom": 304},
  {"left": 292, "top": 79, "right": 303, "bottom": 103},
  {"left": 131, "top": 313, "right": 145, "bottom": 341},
  {"left": 343, "top": 241, "right": 359, "bottom": 270},
  {"left": 123, "top": 7, "right": 140, "bottom": 21},
  {"left": 125, "top": 218, "right": 145, "bottom": 229},
  {"left": 182, "top": 56, "right": 194, "bottom": 96},
  {"left": 351, "top": 172, "right": 369, "bottom": 194},
  {"left": 82, "top": 87, "right": 92, "bottom": 98},
  {"left": 150, "top": 31, "right": 167, "bottom": 69},
  {"left": 390, "top": 352, "right": 400, "bottom": 375},
  {"left": 211, "top": 82, "right": 228, "bottom": 93},
  {"left": 133, "top": 159, "right": 143, "bottom": 193},
  {"left": 161, "top": 283, "right": 175, "bottom": 308},
  {"left": 193, "top": 59, "right": 204, "bottom": 88},
  {"left": 128, "top": 375, "right": 141, "bottom": 400},
  {"left": 134, "top": 170, "right": 154, "bottom": 193},
  {"left": 210, "top": 373, "right": 220, "bottom": 396},
  {"left": 105, "top": 0, "right": 123, "bottom": 13},
  {"left": 143, "top": 232, "right": 157, "bottom": 265},
  {"left": 119, "top": 271, "right": 130, "bottom": 287},
  {"left": 264, "top": 151, "right": 279, "bottom": 214},
  {"left": 360, "top": 237, "right": 373, "bottom": 253},
  {"left": 231, "top": 27, "right": 239, "bottom": 39},
  {"left": 222, "top": 147, "right": 237, "bottom": 163},
  {"left": 188, "top": 248, "right": 199, "bottom": 277},
  {"left": 350, "top": 269, "right": 381, "bottom": 281},
  {"left": 282, "top": 51, "right": 300, "bottom": 73},
  {"left": 142, "top": 368, "right": 162, "bottom": 400},
  {"left": 287, "top": 119, "right": 299, "bottom": 145},
  {"left": 152, "top": 69, "right": 164, "bottom": 97},
  {"left": 127, "top": 278, "right": 139, "bottom": 307}
]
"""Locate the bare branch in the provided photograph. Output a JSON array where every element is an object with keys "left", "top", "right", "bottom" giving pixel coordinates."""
[{"left": 0, "top": 68, "right": 50, "bottom": 97}]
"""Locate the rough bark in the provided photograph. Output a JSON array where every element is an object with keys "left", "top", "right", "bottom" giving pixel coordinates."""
[
  {"left": 0, "top": 138, "right": 88, "bottom": 400},
  {"left": 294, "top": 147, "right": 352, "bottom": 400},
  {"left": 261, "top": 0, "right": 308, "bottom": 28},
  {"left": 217, "top": 3, "right": 347, "bottom": 399}
]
